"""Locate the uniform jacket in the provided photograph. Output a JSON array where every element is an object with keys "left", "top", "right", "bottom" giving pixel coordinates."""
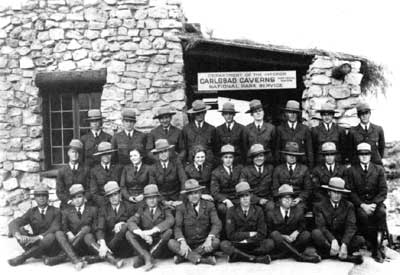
[
  {"left": 313, "top": 198, "right": 357, "bottom": 245},
  {"left": 272, "top": 163, "right": 313, "bottom": 202},
  {"left": 90, "top": 164, "right": 123, "bottom": 206},
  {"left": 80, "top": 130, "right": 112, "bottom": 168},
  {"left": 216, "top": 121, "right": 248, "bottom": 164},
  {"left": 266, "top": 205, "right": 306, "bottom": 235},
  {"left": 246, "top": 121, "right": 276, "bottom": 164},
  {"left": 120, "top": 163, "right": 154, "bottom": 200},
  {"left": 146, "top": 125, "right": 182, "bottom": 163},
  {"left": 210, "top": 165, "right": 243, "bottom": 203},
  {"left": 61, "top": 204, "right": 98, "bottom": 235},
  {"left": 184, "top": 162, "right": 213, "bottom": 193},
  {"left": 311, "top": 123, "right": 347, "bottom": 165},
  {"left": 96, "top": 201, "right": 135, "bottom": 240},
  {"left": 311, "top": 163, "right": 346, "bottom": 202},
  {"left": 9, "top": 205, "right": 61, "bottom": 237},
  {"left": 239, "top": 164, "right": 274, "bottom": 203},
  {"left": 275, "top": 122, "right": 314, "bottom": 167},
  {"left": 56, "top": 164, "right": 90, "bottom": 206},
  {"left": 111, "top": 130, "right": 147, "bottom": 165},
  {"left": 150, "top": 160, "right": 187, "bottom": 201},
  {"left": 127, "top": 203, "right": 174, "bottom": 232},
  {"left": 345, "top": 163, "right": 387, "bottom": 206},
  {"left": 349, "top": 123, "right": 385, "bottom": 165},
  {"left": 225, "top": 204, "right": 267, "bottom": 242},
  {"left": 174, "top": 199, "right": 221, "bottom": 244}
]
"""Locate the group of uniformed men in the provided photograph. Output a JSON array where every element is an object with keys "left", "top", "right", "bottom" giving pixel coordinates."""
[{"left": 7, "top": 98, "right": 388, "bottom": 271}]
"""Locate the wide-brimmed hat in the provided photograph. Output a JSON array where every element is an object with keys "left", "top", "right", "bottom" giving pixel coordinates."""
[
  {"left": 248, "top": 143, "right": 270, "bottom": 157},
  {"left": 356, "top": 102, "right": 371, "bottom": 114},
  {"left": 322, "top": 177, "right": 350, "bottom": 193},
  {"left": 151, "top": 139, "right": 175, "bottom": 153},
  {"left": 357, "top": 142, "right": 371, "bottom": 154},
  {"left": 69, "top": 184, "right": 85, "bottom": 197},
  {"left": 276, "top": 184, "right": 296, "bottom": 197},
  {"left": 181, "top": 179, "right": 205, "bottom": 194},
  {"left": 86, "top": 109, "right": 104, "bottom": 121},
  {"left": 282, "top": 100, "right": 301, "bottom": 113},
  {"left": 316, "top": 102, "right": 338, "bottom": 114},
  {"left": 219, "top": 102, "right": 239, "bottom": 114},
  {"left": 68, "top": 139, "right": 83, "bottom": 151},
  {"left": 153, "top": 106, "right": 176, "bottom": 119},
  {"left": 143, "top": 184, "right": 161, "bottom": 198},
  {"left": 33, "top": 184, "right": 49, "bottom": 196},
  {"left": 93, "top": 141, "right": 117, "bottom": 156},
  {"left": 320, "top": 142, "right": 338, "bottom": 155},
  {"left": 235, "top": 181, "right": 252, "bottom": 196},
  {"left": 104, "top": 181, "right": 120, "bottom": 196},
  {"left": 246, "top": 99, "right": 264, "bottom": 114},
  {"left": 122, "top": 108, "right": 137, "bottom": 121},
  {"left": 280, "top": 142, "right": 305, "bottom": 156},
  {"left": 187, "top": 100, "right": 211, "bottom": 114},
  {"left": 220, "top": 144, "right": 236, "bottom": 156}
]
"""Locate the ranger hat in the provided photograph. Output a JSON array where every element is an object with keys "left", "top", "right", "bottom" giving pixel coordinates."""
[
  {"left": 277, "top": 184, "right": 296, "bottom": 197},
  {"left": 33, "top": 184, "right": 49, "bottom": 196},
  {"left": 143, "top": 184, "right": 161, "bottom": 198},
  {"left": 104, "top": 181, "right": 120, "bottom": 197},
  {"left": 246, "top": 99, "right": 263, "bottom": 114},
  {"left": 282, "top": 100, "right": 302, "bottom": 113},
  {"left": 187, "top": 100, "right": 211, "bottom": 114},
  {"left": 280, "top": 141, "right": 305, "bottom": 156},
  {"left": 219, "top": 102, "right": 239, "bottom": 114},
  {"left": 122, "top": 108, "right": 137, "bottom": 121},
  {"left": 235, "top": 181, "right": 252, "bottom": 197},
  {"left": 356, "top": 102, "right": 372, "bottom": 114},
  {"left": 248, "top": 143, "right": 269, "bottom": 158},
  {"left": 317, "top": 102, "right": 338, "bottom": 114},
  {"left": 153, "top": 106, "right": 176, "bottom": 119},
  {"left": 68, "top": 139, "right": 83, "bottom": 151},
  {"left": 181, "top": 179, "right": 205, "bottom": 194},
  {"left": 151, "top": 139, "right": 175, "bottom": 153},
  {"left": 93, "top": 141, "right": 117, "bottom": 156},
  {"left": 69, "top": 184, "right": 85, "bottom": 197},
  {"left": 357, "top": 142, "right": 371, "bottom": 154},
  {"left": 220, "top": 144, "right": 236, "bottom": 156},
  {"left": 320, "top": 142, "right": 338, "bottom": 155},
  {"left": 86, "top": 109, "right": 104, "bottom": 121},
  {"left": 322, "top": 177, "right": 350, "bottom": 193}
]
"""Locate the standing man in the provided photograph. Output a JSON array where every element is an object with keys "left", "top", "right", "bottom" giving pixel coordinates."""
[
  {"left": 8, "top": 185, "right": 61, "bottom": 266},
  {"left": 220, "top": 182, "right": 273, "bottom": 264},
  {"left": 111, "top": 108, "right": 147, "bottom": 165},
  {"left": 276, "top": 100, "right": 313, "bottom": 167},
  {"left": 216, "top": 101, "right": 248, "bottom": 165},
  {"left": 56, "top": 139, "right": 91, "bottom": 209},
  {"left": 80, "top": 109, "right": 112, "bottom": 168},
  {"left": 312, "top": 177, "right": 364, "bottom": 264},
  {"left": 311, "top": 103, "right": 347, "bottom": 165},
  {"left": 345, "top": 143, "right": 388, "bottom": 263},
  {"left": 126, "top": 184, "right": 174, "bottom": 271},
  {"left": 146, "top": 106, "right": 182, "bottom": 163},
  {"left": 168, "top": 179, "right": 221, "bottom": 265},
  {"left": 90, "top": 141, "right": 122, "bottom": 207},
  {"left": 179, "top": 99, "right": 217, "bottom": 166},
  {"left": 245, "top": 99, "right": 276, "bottom": 164},
  {"left": 349, "top": 102, "right": 385, "bottom": 165},
  {"left": 272, "top": 142, "right": 313, "bottom": 211}
]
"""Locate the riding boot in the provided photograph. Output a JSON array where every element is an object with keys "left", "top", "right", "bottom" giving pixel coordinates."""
[
  {"left": 281, "top": 240, "right": 321, "bottom": 263},
  {"left": 43, "top": 252, "right": 68, "bottom": 266},
  {"left": 89, "top": 242, "right": 124, "bottom": 268},
  {"left": 8, "top": 245, "right": 42, "bottom": 266},
  {"left": 56, "top": 234, "right": 86, "bottom": 270},
  {"left": 126, "top": 233, "right": 153, "bottom": 271},
  {"left": 228, "top": 248, "right": 256, "bottom": 263}
]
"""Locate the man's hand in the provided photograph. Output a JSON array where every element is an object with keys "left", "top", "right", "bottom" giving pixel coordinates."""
[
  {"left": 289, "top": 231, "right": 299, "bottom": 242},
  {"left": 338, "top": 243, "right": 348, "bottom": 260},
  {"left": 201, "top": 236, "right": 213, "bottom": 253},
  {"left": 129, "top": 196, "right": 136, "bottom": 203},
  {"left": 133, "top": 229, "right": 145, "bottom": 240},
  {"left": 179, "top": 240, "right": 191, "bottom": 257},
  {"left": 144, "top": 235, "right": 153, "bottom": 245},
  {"left": 142, "top": 227, "right": 160, "bottom": 236},
  {"left": 249, "top": 232, "right": 258, "bottom": 238},
  {"left": 171, "top": 201, "right": 183, "bottom": 207},
  {"left": 360, "top": 203, "right": 374, "bottom": 215},
  {"left": 282, "top": 234, "right": 292, "bottom": 243},
  {"left": 135, "top": 194, "right": 144, "bottom": 202},
  {"left": 98, "top": 240, "right": 111, "bottom": 258},
  {"left": 259, "top": 199, "right": 268, "bottom": 205},
  {"left": 66, "top": 232, "right": 75, "bottom": 242},
  {"left": 292, "top": 198, "right": 302, "bottom": 206},
  {"left": 113, "top": 222, "right": 126, "bottom": 234},
  {"left": 330, "top": 239, "right": 340, "bottom": 256},
  {"left": 223, "top": 199, "right": 234, "bottom": 208},
  {"left": 201, "top": 194, "right": 214, "bottom": 202}
]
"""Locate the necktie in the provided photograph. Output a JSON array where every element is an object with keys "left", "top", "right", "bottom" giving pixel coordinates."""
[
  {"left": 40, "top": 209, "right": 45, "bottom": 219},
  {"left": 128, "top": 132, "right": 132, "bottom": 139},
  {"left": 105, "top": 165, "right": 109, "bottom": 172},
  {"left": 114, "top": 207, "right": 118, "bottom": 216},
  {"left": 198, "top": 165, "right": 202, "bottom": 174},
  {"left": 326, "top": 124, "right": 330, "bottom": 131},
  {"left": 133, "top": 165, "right": 138, "bottom": 176},
  {"left": 227, "top": 123, "right": 231, "bottom": 132},
  {"left": 257, "top": 166, "right": 262, "bottom": 177},
  {"left": 329, "top": 164, "right": 333, "bottom": 174},
  {"left": 364, "top": 125, "right": 368, "bottom": 132},
  {"left": 228, "top": 166, "right": 232, "bottom": 176},
  {"left": 243, "top": 209, "right": 248, "bottom": 217},
  {"left": 193, "top": 204, "right": 199, "bottom": 216},
  {"left": 291, "top": 123, "right": 295, "bottom": 131},
  {"left": 197, "top": 122, "right": 201, "bottom": 129},
  {"left": 289, "top": 164, "right": 294, "bottom": 176},
  {"left": 164, "top": 128, "right": 168, "bottom": 135},
  {"left": 257, "top": 124, "right": 261, "bottom": 131},
  {"left": 364, "top": 164, "right": 368, "bottom": 173},
  {"left": 334, "top": 203, "right": 338, "bottom": 209},
  {"left": 284, "top": 210, "right": 289, "bottom": 222},
  {"left": 77, "top": 207, "right": 82, "bottom": 219}
]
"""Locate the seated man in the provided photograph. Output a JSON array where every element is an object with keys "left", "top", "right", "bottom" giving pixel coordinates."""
[
  {"left": 8, "top": 185, "right": 61, "bottom": 266},
  {"left": 312, "top": 177, "right": 364, "bottom": 265},
  {"left": 126, "top": 184, "right": 174, "bottom": 271},
  {"left": 96, "top": 181, "right": 135, "bottom": 259},
  {"left": 345, "top": 142, "right": 387, "bottom": 263},
  {"left": 168, "top": 179, "right": 222, "bottom": 265},
  {"left": 272, "top": 142, "right": 313, "bottom": 211},
  {"left": 220, "top": 182, "right": 272, "bottom": 264},
  {"left": 240, "top": 144, "right": 275, "bottom": 212},
  {"left": 267, "top": 184, "right": 321, "bottom": 263}
]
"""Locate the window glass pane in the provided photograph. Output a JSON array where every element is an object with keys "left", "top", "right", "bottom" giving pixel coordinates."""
[
  {"left": 78, "top": 93, "right": 89, "bottom": 110},
  {"left": 52, "top": 147, "right": 63, "bottom": 164},
  {"left": 50, "top": 95, "right": 61, "bottom": 111},
  {"left": 51, "top": 130, "right": 62, "bottom": 146},
  {"left": 63, "top": 147, "right": 69, "bottom": 163},
  {"left": 63, "top": 129, "right": 74, "bottom": 145},
  {"left": 61, "top": 94, "right": 72, "bottom": 110},
  {"left": 62, "top": 112, "right": 73, "bottom": 128},
  {"left": 79, "top": 110, "right": 89, "bottom": 127},
  {"left": 51, "top": 113, "right": 61, "bottom": 129},
  {"left": 89, "top": 92, "right": 101, "bottom": 109}
]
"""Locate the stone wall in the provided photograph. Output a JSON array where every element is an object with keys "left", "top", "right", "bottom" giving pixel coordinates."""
[{"left": 0, "top": 0, "right": 186, "bottom": 235}]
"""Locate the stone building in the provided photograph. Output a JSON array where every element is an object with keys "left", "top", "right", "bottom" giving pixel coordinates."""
[{"left": 0, "top": 0, "right": 387, "bottom": 234}]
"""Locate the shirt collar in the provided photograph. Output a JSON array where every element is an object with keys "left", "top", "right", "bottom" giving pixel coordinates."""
[
  {"left": 360, "top": 163, "right": 370, "bottom": 170},
  {"left": 241, "top": 206, "right": 250, "bottom": 212},
  {"left": 76, "top": 204, "right": 85, "bottom": 213},
  {"left": 91, "top": 130, "right": 101, "bottom": 136},
  {"left": 223, "top": 165, "right": 233, "bottom": 173},
  {"left": 360, "top": 122, "right": 370, "bottom": 130},
  {"left": 226, "top": 121, "right": 235, "bottom": 129},
  {"left": 125, "top": 129, "right": 134, "bottom": 136},
  {"left": 280, "top": 206, "right": 290, "bottom": 217},
  {"left": 102, "top": 163, "right": 110, "bottom": 170},
  {"left": 161, "top": 161, "right": 169, "bottom": 168},
  {"left": 288, "top": 121, "right": 297, "bottom": 128},
  {"left": 330, "top": 200, "right": 340, "bottom": 208},
  {"left": 324, "top": 122, "right": 332, "bottom": 130},
  {"left": 287, "top": 163, "right": 296, "bottom": 170},
  {"left": 195, "top": 121, "right": 204, "bottom": 128},
  {"left": 254, "top": 121, "right": 263, "bottom": 128},
  {"left": 134, "top": 162, "right": 142, "bottom": 171},
  {"left": 113, "top": 204, "right": 120, "bottom": 212},
  {"left": 255, "top": 165, "right": 263, "bottom": 172},
  {"left": 326, "top": 163, "right": 335, "bottom": 170},
  {"left": 69, "top": 162, "right": 79, "bottom": 170},
  {"left": 38, "top": 205, "right": 48, "bottom": 214}
]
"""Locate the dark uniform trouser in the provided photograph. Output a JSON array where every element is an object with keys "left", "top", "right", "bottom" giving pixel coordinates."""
[
  {"left": 356, "top": 203, "right": 386, "bottom": 249},
  {"left": 55, "top": 226, "right": 97, "bottom": 257},
  {"left": 220, "top": 239, "right": 274, "bottom": 256},
  {"left": 126, "top": 229, "right": 173, "bottom": 259},
  {"left": 105, "top": 224, "right": 133, "bottom": 258},
  {"left": 311, "top": 229, "right": 365, "bottom": 258},
  {"left": 268, "top": 230, "right": 311, "bottom": 258},
  {"left": 18, "top": 232, "right": 60, "bottom": 257},
  {"left": 168, "top": 237, "right": 220, "bottom": 262}
]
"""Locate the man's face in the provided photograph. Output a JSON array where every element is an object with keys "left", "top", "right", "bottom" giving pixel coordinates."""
[
  {"left": 108, "top": 192, "right": 121, "bottom": 206},
  {"left": 146, "top": 196, "right": 158, "bottom": 208},
  {"left": 159, "top": 115, "right": 172, "bottom": 128},
  {"left": 101, "top": 154, "right": 112, "bottom": 164},
  {"left": 286, "top": 111, "right": 298, "bottom": 122},
  {"left": 280, "top": 195, "right": 292, "bottom": 209},
  {"left": 35, "top": 194, "right": 49, "bottom": 208},
  {"left": 68, "top": 148, "right": 80, "bottom": 163},
  {"left": 321, "top": 112, "right": 333, "bottom": 124},
  {"left": 130, "top": 150, "right": 142, "bottom": 165},
  {"left": 222, "top": 112, "right": 234, "bottom": 123},
  {"left": 71, "top": 193, "right": 85, "bottom": 207},
  {"left": 222, "top": 153, "right": 234, "bottom": 167},
  {"left": 158, "top": 149, "right": 170, "bottom": 162},
  {"left": 239, "top": 193, "right": 251, "bottom": 208},
  {"left": 194, "top": 112, "right": 205, "bottom": 122},
  {"left": 90, "top": 120, "right": 101, "bottom": 131},
  {"left": 285, "top": 154, "right": 297, "bottom": 165},
  {"left": 187, "top": 191, "right": 201, "bottom": 204},
  {"left": 251, "top": 108, "right": 264, "bottom": 121},
  {"left": 329, "top": 190, "right": 342, "bottom": 203},
  {"left": 253, "top": 153, "right": 265, "bottom": 166},
  {"left": 194, "top": 151, "right": 206, "bottom": 166},
  {"left": 359, "top": 111, "right": 371, "bottom": 124},
  {"left": 358, "top": 153, "right": 371, "bottom": 164},
  {"left": 123, "top": 119, "right": 135, "bottom": 131},
  {"left": 324, "top": 154, "right": 336, "bottom": 165}
]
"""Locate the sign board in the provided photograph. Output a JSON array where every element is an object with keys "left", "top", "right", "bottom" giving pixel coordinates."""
[{"left": 197, "top": 71, "right": 297, "bottom": 91}]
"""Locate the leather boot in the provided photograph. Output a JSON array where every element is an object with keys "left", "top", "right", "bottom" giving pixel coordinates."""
[
  {"left": 43, "top": 252, "right": 68, "bottom": 266},
  {"left": 56, "top": 234, "right": 86, "bottom": 271},
  {"left": 173, "top": 255, "right": 186, "bottom": 264},
  {"left": 133, "top": 256, "right": 145, "bottom": 268},
  {"left": 187, "top": 251, "right": 201, "bottom": 264},
  {"left": 150, "top": 238, "right": 169, "bottom": 258},
  {"left": 339, "top": 255, "right": 364, "bottom": 265},
  {"left": 8, "top": 245, "right": 42, "bottom": 266},
  {"left": 228, "top": 248, "right": 256, "bottom": 263},
  {"left": 200, "top": 255, "right": 217, "bottom": 265},
  {"left": 89, "top": 242, "right": 124, "bottom": 268},
  {"left": 126, "top": 233, "right": 154, "bottom": 271},
  {"left": 255, "top": 255, "right": 271, "bottom": 264},
  {"left": 81, "top": 255, "right": 104, "bottom": 265},
  {"left": 281, "top": 241, "right": 321, "bottom": 263}
]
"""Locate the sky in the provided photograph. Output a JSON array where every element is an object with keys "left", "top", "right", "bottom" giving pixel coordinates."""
[{"left": 1, "top": 0, "right": 399, "bottom": 140}]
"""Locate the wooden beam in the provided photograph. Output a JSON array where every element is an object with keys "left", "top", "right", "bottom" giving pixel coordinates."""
[{"left": 35, "top": 69, "right": 107, "bottom": 88}]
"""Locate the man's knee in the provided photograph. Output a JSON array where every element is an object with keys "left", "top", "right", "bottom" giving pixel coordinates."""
[
  {"left": 260, "top": 238, "right": 274, "bottom": 253},
  {"left": 167, "top": 239, "right": 181, "bottom": 254},
  {"left": 265, "top": 201, "right": 275, "bottom": 212},
  {"left": 40, "top": 233, "right": 56, "bottom": 247},
  {"left": 211, "top": 238, "right": 220, "bottom": 250},
  {"left": 80, "top": 225, "right": 91, "bottom": 235},
  {"left": 349, "top": 235, "right": 365, "bottom": 251},
  {"left": 161, "top": 229, "right": 173, "bottom": 240},
  {"left": 270, "top": 230, "right": 283, "bottom": 243},
  {"left": 220, "top": 240, "right": 234, "bottom": 255},
  {"left": 217, "top": 203, "right": 227, "bottom": 215},
  {"left": 55, "top": 230, "right": 66, "bottom": 241},
  {"left": 83, "top": 232, "right": 96, "bottom": 245}
]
